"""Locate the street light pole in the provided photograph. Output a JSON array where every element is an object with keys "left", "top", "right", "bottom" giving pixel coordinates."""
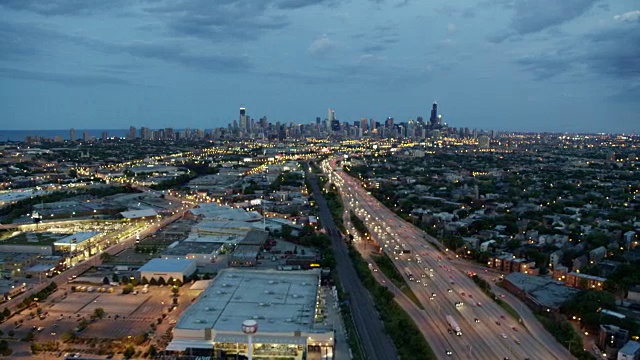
[{"left": 242, "top": 319, "right": 258, "bottom": 360}]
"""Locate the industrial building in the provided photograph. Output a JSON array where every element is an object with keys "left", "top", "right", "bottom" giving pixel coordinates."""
[
  {"left": 137, "top": 258, "right": 197, "bottom": 283},
  {"left": 167, "top": 268, "right": 334, "bottom": 359}
]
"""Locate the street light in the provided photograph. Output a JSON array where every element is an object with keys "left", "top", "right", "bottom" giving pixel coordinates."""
[{"left": 242, "top": 319, "right": 258, "bottom": 360}]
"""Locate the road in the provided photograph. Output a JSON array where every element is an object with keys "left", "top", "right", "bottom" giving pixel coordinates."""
[
  {"left": 306, "top": 170, "right": 398, "bottom": 360},
  {"left": 323, "top": 158, "right": 574, "bottom": 360}
]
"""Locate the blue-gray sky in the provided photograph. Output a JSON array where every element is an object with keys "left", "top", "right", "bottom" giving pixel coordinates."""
[{"left": 0, "top": 0, "right": 638, "bottom": 133}]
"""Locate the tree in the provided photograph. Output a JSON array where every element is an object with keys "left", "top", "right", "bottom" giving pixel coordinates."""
[
  {"left": 123, "top": 345, "right": 135, "bottom": 359},
  {"left": 149, "top": 277, "right": 157, "bottom": 285},
  {"left": 22, "top": 332, "right": 35, "bottom": 342},
  {"left": 281, "top": 224, "right": 293, "bottom": 240},
  {"left": 112, "top": 274, "right": 119, "bottom": 283},
  {"left": 103, "top": 277, "right": 110, "bottom": 285},
  {"left": 122, "top": 284, "right": 134, "bottom": 294},
  {"left": 92, "top": 308, "right": 106, "bottom": 319},
  {"left": 0, "top": 339, "right": 11, "bottom": 356},
  {"left": 141, "top": 276, "right": 149, "bottom": 285},
  {"left": 157, "top": 277, "right": 166, "bottom": 286},
  {"left": 148, "top": 345, "right": 158, "bottom": 358}
]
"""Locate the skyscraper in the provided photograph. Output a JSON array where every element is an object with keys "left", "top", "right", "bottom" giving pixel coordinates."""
[
  {"left": 328, "top": 108, "right": 335, "bottom": 122},
  {"left": 430, "top": 102, "right": 438, "bottom": 128},
  {"left": 240, "top": 107, "right": 247, "bottom": 131},
  {"left": 69, "top": 128, "right": 76, "bottom": 141}
]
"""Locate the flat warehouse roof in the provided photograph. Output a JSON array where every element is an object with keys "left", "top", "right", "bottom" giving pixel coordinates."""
[
  {"left": 176, "top": 268, "right": 320, "bottom": 334},
  {"left": 138, "top": 258, "right": 196, "bottom": 274}
]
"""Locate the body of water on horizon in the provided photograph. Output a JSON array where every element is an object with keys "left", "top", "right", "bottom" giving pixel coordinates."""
[{"left": 0, "top": 129, "right": 129, "bottom": 142}]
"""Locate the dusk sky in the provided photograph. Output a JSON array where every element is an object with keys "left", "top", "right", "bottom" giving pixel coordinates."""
[{"left": 0, "top": 0, "right": 638, "bottom": 133}]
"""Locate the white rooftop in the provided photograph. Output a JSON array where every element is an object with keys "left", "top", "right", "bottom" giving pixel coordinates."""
[
  {"left": 54, "top": 232, "right": 98, "bottom": 246},
  {"left": 176, "top": 268, "right": 321, "bottom": 333},
  {"left": 120, "top": 208, "right": 158, "bottom": 219},
  {"left": 190, "top": 203, "right": 262, "bottom": 222},
  {"left": 138, "top": 258, "right": 196, "bottom": 274}
]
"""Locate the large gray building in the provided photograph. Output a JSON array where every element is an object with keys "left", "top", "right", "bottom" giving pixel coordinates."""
[{"left": 167, "top": 268, "right": 333, "bottom": 359}]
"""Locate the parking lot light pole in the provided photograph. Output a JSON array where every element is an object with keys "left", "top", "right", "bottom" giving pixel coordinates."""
[{"left": 242, "top": 320, "right": 258, "bottom": 360}]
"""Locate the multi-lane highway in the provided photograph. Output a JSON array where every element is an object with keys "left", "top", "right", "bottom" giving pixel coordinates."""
[
  {"left": 307, "top": 170, "right": 399, "bottom": 360},
  {"left": 323, "top": 158, "right": 574, "bottom": 360}
]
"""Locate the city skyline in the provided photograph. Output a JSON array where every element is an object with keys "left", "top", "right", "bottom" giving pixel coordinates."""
[{"left": 1, "top": 0, "right": 639, "bottom": 133}]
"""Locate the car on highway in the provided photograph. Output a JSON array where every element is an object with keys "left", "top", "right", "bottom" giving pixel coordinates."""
[
  {"left": 476, "top": 302, "right": 482, "bottom": 307},
  {"left": 496, "top": 321, "right": 501, "bottom": 326},
  {"left": 511, "top": 326, "right": 518, "bottom": 331},
  {"left": 514, "top": 339, "right": 521, "bottom": 345},
  {"left": 432, "top": 293, "right": 436, "bottom": 297},
  {"left": 500, "top": 315, "right": 506, "bottom": 319},
  {"left": 446, "top": 350, "right": 453, "bottom": 356},
  {"left": 501, "top": 333, "right": 507, "bottom": 339},
  {"left": 447, "top": 289, "right": 452, "bottom": 293},
  {"left": 474, "top": 318, "right": 480, "bottom": 323}
]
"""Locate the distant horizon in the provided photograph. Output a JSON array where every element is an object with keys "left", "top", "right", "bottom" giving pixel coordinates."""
[{"left": 0, "top": 127, "right": 637, "bottom": 136}]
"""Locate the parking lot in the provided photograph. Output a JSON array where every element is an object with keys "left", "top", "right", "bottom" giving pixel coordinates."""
[{"left": 0, "top": 281, "right": 199, "bottom": 358}]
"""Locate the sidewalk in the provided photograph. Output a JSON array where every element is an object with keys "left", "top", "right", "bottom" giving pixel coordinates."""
[{"left": 322, "top": 286, "right": 351, "bottom": 360}]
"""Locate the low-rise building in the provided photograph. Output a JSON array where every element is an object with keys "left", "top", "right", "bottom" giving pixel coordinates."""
[
  {"left": 487, "top": 253, "right": 538, "bottom": 275},
  {"left": 565, "top": 272, "right": 606, "bottom": 290},
  {"left": 599, "top": 324, "right": 629, "bottom": 359},
  {"left": 618, "top": 340, "right": 640, "bottom": 360},
  {"left": 137, "top": 258, "right": 197, "bottom": 283},
  {"left": 502, "top": 272, "right": 579, "bottom": 313}
]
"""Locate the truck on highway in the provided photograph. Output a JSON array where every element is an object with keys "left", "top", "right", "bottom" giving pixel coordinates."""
[
  {"left": 404, "top": 267, "right": 414, "bottom": 281},
  {"left": 446, "top": 315, "right": 462, "bottom": 336}
]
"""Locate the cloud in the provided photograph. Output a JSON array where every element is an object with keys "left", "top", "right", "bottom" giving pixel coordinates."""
[
  {"left": 0, "top": 20, "right": 253, "bottom": 73},
  {"left": 447, "top": 23, "right": 457, "bottom": 33},
  {"left": 307, "top": 34, "right": 337, "bottom": 57},
  {"left": 435, "top": 5, "right": 475, "bottom": 18},
  {"left": 0, "top": 0, "right": 128, "bottom": 16},
  {"left": 274, "top": 0, "right": 333, "bottom": 9},
  {"left": 513, "top": 13, "right": 640, "bottom": 103},
  {"left": 362, "top": 44, "right": 387, "bottom": 53},
  {"left": 614, "top": 10, "right": 640, "bottom": 23},
  {"left": 512, "top": 0, "right": 601, "bottom": 35},
  {"left": 0, "top": 66, "right": 131, "bottom": 86},
  {"left": 583, "top": 19, "right": 640, "bottom": 79},
  {"left": 141, "top": 0, "right": 337, "bottom": 42},
  {"left": 488, "top": 0, "right": 601, "bottom": 42},
  {"left": 515, "top": 52, "right": 576, "bottom": 80},
  {"left": 108, "top": 41, "right": 253, "bottom": 72}
]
